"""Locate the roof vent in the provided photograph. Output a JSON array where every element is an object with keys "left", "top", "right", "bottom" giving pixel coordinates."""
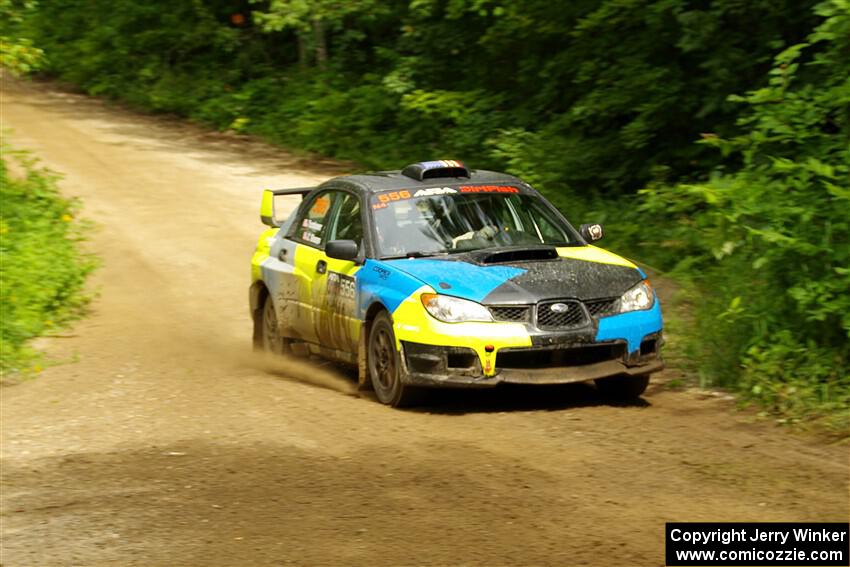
[{"left": 402, "top": 160, "right": 469, "bottom": 181}]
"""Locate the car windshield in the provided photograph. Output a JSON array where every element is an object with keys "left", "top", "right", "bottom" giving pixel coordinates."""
[{"left": 371, "top": 187, "right": 580, "bottom": 258}]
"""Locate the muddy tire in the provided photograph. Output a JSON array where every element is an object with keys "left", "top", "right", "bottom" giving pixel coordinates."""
[
  {"left": 260, "top": 295, "right": 290, "bottom": 355},
  {"left": 368, "top": 312, "right": 422, "bottom": 407},
  {"left": 594, "top": 374, "right": 650, "bottom": 399}
]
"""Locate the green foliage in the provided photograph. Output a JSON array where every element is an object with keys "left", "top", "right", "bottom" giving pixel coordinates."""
[
  {"left": 250, "top": 0, "right": 387, "bottom": 67},
  {"left": 0, "top": 0, "right": 46, "bottom": 74},
  {"left": 635, "top": 2, "right": 850, "bottom": 429},
  {"left": 21, "top": 0, "right": 820, "bottom": 193},
  {"left": 0, "top": 146, "right": 97, "bottom": 376}
]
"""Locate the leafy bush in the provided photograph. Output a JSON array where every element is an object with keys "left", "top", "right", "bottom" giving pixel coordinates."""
[
  {"left": 0, "top": 147, "right": 97, "bottom": 376},
  {"left": 0, "top": 0, "right": 45, "bottom": 75},
  {"left": 634, "top": 2, "right": 850, "bottom": 428}
]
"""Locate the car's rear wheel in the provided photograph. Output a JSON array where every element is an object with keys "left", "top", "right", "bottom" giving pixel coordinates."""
[
  {"left": 594, "top": 374, "right": 650, "bottom": 399},
  {"left": 368, "top": 312, "right": 422, "bottom": 407},
  {"left": 260, "top": 295, "right": 290, "bottom": 355}
]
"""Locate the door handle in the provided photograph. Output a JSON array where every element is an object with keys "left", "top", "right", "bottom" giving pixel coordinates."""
[{"left": 316, "top": 259, "right": 327, "bottom": 274}]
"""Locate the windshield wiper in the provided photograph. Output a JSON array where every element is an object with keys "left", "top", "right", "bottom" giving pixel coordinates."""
[{"left": 382, "top": 251, "right": 449, "bottom": 260}]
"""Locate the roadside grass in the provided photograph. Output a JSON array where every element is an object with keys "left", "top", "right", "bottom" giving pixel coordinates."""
[
  {"left": 652, "top": 272, "right": 848, "bottom": 439},
  {"left": 0, "top": 142, "right": 97, "bottom": 379}
]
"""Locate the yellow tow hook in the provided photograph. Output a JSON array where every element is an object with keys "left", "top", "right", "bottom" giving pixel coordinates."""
[{"left": 484, "top": 344, "right": 495, "bottom": 376}]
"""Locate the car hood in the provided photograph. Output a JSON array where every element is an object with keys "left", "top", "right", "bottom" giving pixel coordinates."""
[{"left": 382, "top": 246, "right": 644, "bottom": 304}]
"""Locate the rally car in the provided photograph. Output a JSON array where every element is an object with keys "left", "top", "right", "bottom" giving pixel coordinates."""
[{"left": 250, "top": 160, "right": 663, "bottom": 406}]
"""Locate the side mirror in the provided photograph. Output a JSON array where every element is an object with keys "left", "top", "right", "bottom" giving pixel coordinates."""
[
  {"left": 326, "top": 240, "right": 359, "bottom": 262},
  {"left": 580, "top": 223, "right": 604, "bottom": 242}
]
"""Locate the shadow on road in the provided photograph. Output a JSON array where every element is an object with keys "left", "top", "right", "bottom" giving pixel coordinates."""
[
  {"left": 257, "top": 355, "right": 653, "bottom": 414},
  {"left": 414, "top": 382, "right": 651, "bottom": 415},
  {"left": 250, "top": 351, "right": 654, "bottom": 414}
]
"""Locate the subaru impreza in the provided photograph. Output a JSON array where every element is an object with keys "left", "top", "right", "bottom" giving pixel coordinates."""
[{"left": 250, "top": 160, "right": 663, "bottom": 406}]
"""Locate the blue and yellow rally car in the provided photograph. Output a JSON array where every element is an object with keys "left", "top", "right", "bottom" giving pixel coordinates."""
[{"left": 250, "top": 161, "right": 663, "bottom": 406}]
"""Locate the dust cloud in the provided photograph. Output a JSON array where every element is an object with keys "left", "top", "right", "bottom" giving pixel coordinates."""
[{"left": 181, "top": 329, "right": 359, "bottom": 396}]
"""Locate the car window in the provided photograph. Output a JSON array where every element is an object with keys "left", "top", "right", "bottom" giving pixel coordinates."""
[
  {"left": 293, "top": 191, "right": 337, "bottom": 248},
  {"left": 523, "top": 199, "right": 571, "bottom": 242},
  {"left": 371, "top": 190, "right": 579, "bottom": 257},
  {"left": 328, "top": 193, "right": 364, "bottom": 244}
]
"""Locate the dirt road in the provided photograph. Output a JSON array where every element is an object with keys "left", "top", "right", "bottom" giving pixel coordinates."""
[{"left": 1, "top": 79, "right": 847, "bottom": 567}]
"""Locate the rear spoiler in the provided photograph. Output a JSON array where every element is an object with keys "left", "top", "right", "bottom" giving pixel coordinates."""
[{"left": 260, "top": 187, "right": 315, "bottom": 227}]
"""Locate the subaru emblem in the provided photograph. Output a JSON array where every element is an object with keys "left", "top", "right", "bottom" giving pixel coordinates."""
[{"left": 550, "top": 303, "right": 569, "bottom": 313}]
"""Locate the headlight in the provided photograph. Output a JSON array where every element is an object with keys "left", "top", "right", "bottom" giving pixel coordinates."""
[
  {"left": 619, "top": 280, "right": 655, "bottom": 312},
  {"left": 420, "top": 293, "right": 494, "bottom": 323}
]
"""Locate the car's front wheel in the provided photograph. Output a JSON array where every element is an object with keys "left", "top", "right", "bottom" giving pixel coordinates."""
[
  {"left": 260, "top": 295, "right": 290, "bottom": 355},
  {"left": 368, "top": 312, "right": 422, "bottom": 407},
  {"left": 594, "top": 374, "right": 650, "bottom": 399}
]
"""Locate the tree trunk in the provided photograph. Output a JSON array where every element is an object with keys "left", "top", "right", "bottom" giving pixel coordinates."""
[
  {"left": 312, "top": 18, "right": 327, "bottom": 68},
  {"left": 297, "top": 32, "right": 309, "bottom": 67}
]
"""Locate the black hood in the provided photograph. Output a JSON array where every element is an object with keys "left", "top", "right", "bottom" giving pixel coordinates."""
[
  {"left": 479, "top": 257, "right": 641, "bottom": 304},
  {"left": 444, "top": 246, "right": 642, "bottom": 304},
  {"left": 384, "top": 246, "right": 643, "bottom": 306}
]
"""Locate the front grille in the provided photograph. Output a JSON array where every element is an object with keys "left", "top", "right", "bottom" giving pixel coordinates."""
[
  {"left": 585, "top": 298, "right": 618, "bottom": 318},
  {"left": 489, "top": 306, "right": 531, "bottom": 322},
  {"left": 536, "top": 300, "right": 587, "bottom": 330},
  {"left": 489, "top": 299, "right": 617, "bottom": 329}
]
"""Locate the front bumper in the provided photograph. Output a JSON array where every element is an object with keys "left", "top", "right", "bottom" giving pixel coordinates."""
[
  {"left": 400, "top": 335, "right": 664, "bottom": 388},
  {"left": 389, "top": 288, "right": 664, "bottom": 388}
]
